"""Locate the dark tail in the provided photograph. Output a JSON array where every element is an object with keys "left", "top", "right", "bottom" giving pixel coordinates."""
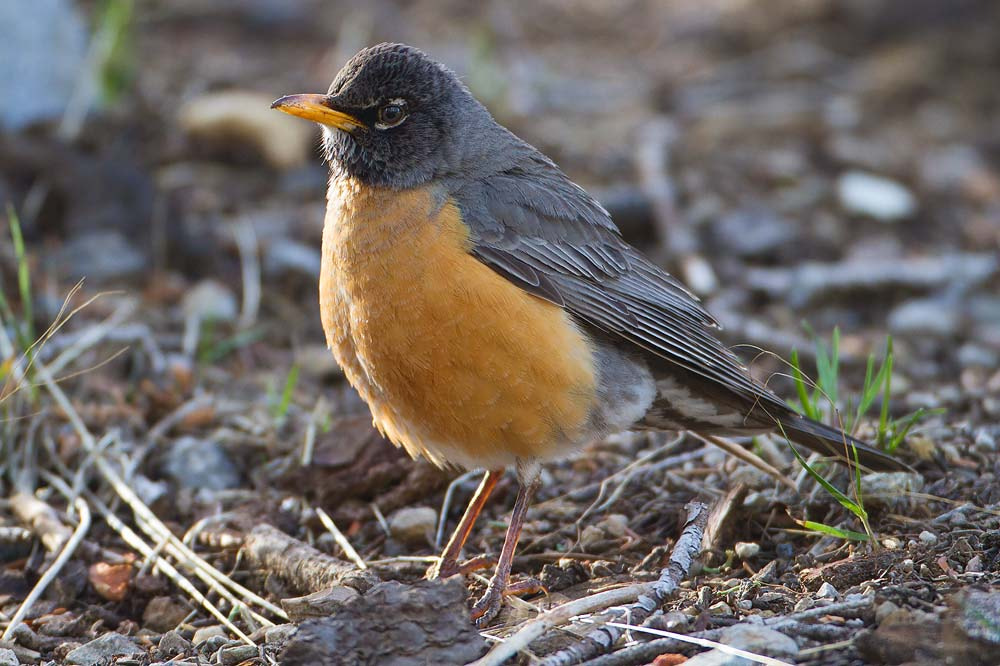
[{"left": 779, "top": 414, "right": 912, "bottom": 472}]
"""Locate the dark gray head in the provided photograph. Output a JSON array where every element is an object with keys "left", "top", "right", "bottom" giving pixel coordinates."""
[{"left": 272, "top": 43, "right": 499, "bottom": 188}]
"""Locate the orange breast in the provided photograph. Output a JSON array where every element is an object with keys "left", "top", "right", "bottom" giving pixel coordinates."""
[{"left": 319, "top": 177, "right": 597, "bottom": 469}]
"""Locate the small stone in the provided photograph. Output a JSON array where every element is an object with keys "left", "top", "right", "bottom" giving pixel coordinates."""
[
  {"left": 65, "top": 633, "right": 143, "bottom": 665},
  {"left": 164, "top": 436, "right": 242, "bottom": 491},
  {"left": 53, "top": 231, "right": 147, "bottom": 281},
  {"left": 387, "top": 507, "right": 437, "bottom": 546},
  {"left": 888, "top": 298, "right": 960, "bottom": 336},
  {"left": 793, "top": 597, "right": 814, "bottom": 612},
  {"left": 157, "top": 630, "right": 192, "bottom": 659},
  {"left": 192, "top": 625, "right": 227, "bottom": 646},
  {"left": 837, "top": 170, "right": 917, "bottom": 221},
  {"left": 901, "top": 559, "right": 914, "bottom": 574},
  {"left": 974, "top": 429, "right": 998, "bottom": 453},
  {"left": 143, "top": 596, "right": 191, "bottom": 633},
  {"left": 220, "top": 644, "right": 259, "bottom": 665},
  {"left": 876, "top": 600, "right": 900, "bottom": 624},
  {"left": 957, "top": 589, "right": 1000, "bottom": 645},
  {"left": 882, "top": 537, "right": 901, "bottom": 550},
  {"left": 182, "top": 280, "right": 238, "bottom": 322},
  {"left": 737, "top": 599, "right": 753, "bottom": 611},
  {"left": 264, "top": 623, "right": 297, "bottom": 645},
  {"left": 775, "top": 543, "right": 794, "bottom": 560},
  {"left": 919, "top": 530, "right": 937, "bottom": 545},
  {"left": 294, "top": 344, "right": 343, "bottom": 380},
  {"left": 734, "top": 542, "right": 760, "bottom": 560},
  {"left": 596, "top": 514, "right": 629, "bottom": 539},
  {"left": 708, "top": 601, "right": 733, "bottom": 615},
  {"left": 0, "top": 648, "right": 17, "bottom": 666},
  {"left": 685, "top": 624, "right": 799, "bottom": 665},
  {"left": 816, "top": 582, "right": 840, "bottom": 600},
  {"left": 264, "top": 238, "right": 322, "bottom": 279},
  {"left": 966, "top": 555, "right": 983, "bottom": 573},
  {"left": 859, "top": 472, "right": 924, "bottom": 511},
  {"left": 179, "top": 90, "right": 315, "bottom": 169}
]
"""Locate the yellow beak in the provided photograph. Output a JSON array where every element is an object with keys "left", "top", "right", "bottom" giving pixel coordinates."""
[{"left": 270, "top": 94, "right": 363, "bottom": 131}]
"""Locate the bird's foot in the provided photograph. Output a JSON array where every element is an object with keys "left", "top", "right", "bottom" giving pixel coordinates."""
[
  {"left": 427, "top": 554, "right": 493, "bottom": 580},
  {"left": 470, "top": 576, "right": 545, "bottom": 626}
]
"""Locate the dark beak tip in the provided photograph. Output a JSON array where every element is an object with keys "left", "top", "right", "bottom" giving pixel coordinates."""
[{"left": 270, "top": 97, "right": 284, "bottom": 109}]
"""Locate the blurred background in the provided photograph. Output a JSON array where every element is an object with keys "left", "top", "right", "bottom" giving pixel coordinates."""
[{"left": 0, "top": 1, "right": 998, "bottom": 662}]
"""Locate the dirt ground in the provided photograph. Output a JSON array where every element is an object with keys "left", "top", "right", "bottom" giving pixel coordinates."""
[{"left": 1, "top": 1, "right": 998, "bottom": 664}]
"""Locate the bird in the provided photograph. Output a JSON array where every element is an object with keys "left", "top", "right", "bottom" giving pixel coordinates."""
[{"left": 272, "top": 42, "right": 910, "bottom": 624}]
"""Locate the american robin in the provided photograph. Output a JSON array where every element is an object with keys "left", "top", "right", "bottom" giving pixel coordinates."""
[{"left": 272, "top": 43, "right": 908, "bottom": 623}]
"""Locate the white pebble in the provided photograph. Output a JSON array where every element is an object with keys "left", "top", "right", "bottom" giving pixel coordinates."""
[
  {"left": 919, "top": 530, "right": 938, "bottom": 545},
  {"left": 837, "top": 170, "right": 917, "bottom": 222}
]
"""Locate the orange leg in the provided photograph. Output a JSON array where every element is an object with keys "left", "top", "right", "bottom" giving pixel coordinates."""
[
  {"left": 470, "top": 470, "right": 541, "bottom": 624},
  {"left": 428, "top": 469, "right": 503, "bottom": 579}
]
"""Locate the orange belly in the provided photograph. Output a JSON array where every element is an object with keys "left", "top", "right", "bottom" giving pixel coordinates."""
[{"left": 319, "top": 177, "right": 597, "bottom": 469}]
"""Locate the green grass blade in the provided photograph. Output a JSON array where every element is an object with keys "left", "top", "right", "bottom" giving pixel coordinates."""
[
  {"left": 790, "top": 349, "right": 818, "bottom": 420},
  {"left": 794, "top": 518, "right": 870, "bottom": 542},
  {"left": 779, "top": 423, "right": 868, "bottom": 522},
  {"left": 6, "top": 205, "right": 34, "bottom": 348},
  {"left": 273, "top": 364, "right": 300, "bottom": 421},
  {"left": 877, "top": 336, "right": 894, "bottom": 447}
]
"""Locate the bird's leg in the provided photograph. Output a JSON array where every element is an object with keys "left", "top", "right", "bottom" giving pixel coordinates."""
[
  {"left": 428, "top": 469, "right": 503, "bottom": 579},
  {"left": 470, "top": 461, "right": 541, "bottom": 624}
]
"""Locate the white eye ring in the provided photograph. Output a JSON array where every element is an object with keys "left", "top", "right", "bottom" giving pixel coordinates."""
[{"left": 375, "top": 98, "right": 408, "bottom": 130}]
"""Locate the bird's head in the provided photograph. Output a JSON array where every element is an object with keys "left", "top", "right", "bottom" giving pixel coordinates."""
[{"left": 272, "top": 43, "right": 491, "bottom": 189}]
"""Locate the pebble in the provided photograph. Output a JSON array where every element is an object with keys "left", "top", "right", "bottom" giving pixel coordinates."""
[
  {"left": 958, "top": 590, "right": 1000, "bottom": 645},
  {"left": 875, "top": 600, "right": 900, "bottom": 624},
  {"left": 264, "top": 623, "right": 297, "bottom": 644},
  {"left": 157, "top": 630, "right": 192, "bottom": 659},
  {"left": 181, "top": 280, "right": 238, "bottom": 323},
  {"left": 816, "top": 582, "right": 840, "bottom": 600},
  {"left": 919, "top": 530, "right": 938, "bottom": 545},
  {"left": 294, "top": 344, "right": 343, "bottom": 380},
  {"left": 974, "top": 428, "right": 998, "bottom": 453},
  {"left": 220, "top": 644, "right": 259, "bottom": 665},
  {"left": 64, "top": 634, "right": 143, "bottom": 666},
  {"left": 164, "top": 436, "right": 242, "bottom": 491},
  {"left": 192, "top": 625, "right": 227, "bottom": 646},
  {"left": 837, "top": 170, "right": 917, "bottom": 221},
  {"left": 264, "top": 238, "right": 322, "bottom": 279},
  {"left": 888, "top": 298, "right": 960, "bottom": 336},
  {"left": 859, "top": 472, "right": 924, "bottom": 511},
  {"left": 53, "top": 230, "right": 147, "bottom": 281},
  {"left": 737, "top": 599, "right": 753, "bottom": 611},
  {"left": 0, "top": 648, "right": 16, "bottom": 666},
  {"left": 387, "top": 506, "right": 437, "bottom": 546},
  {"left": 178, "top": 90, "right": 315, "bottom": 169},
  {"left": 685, "top": 624, "right": 799, "bottom": 665},
  {"left": 143, "top": 596, "right": 191, "bottom": 633},
  {"left": 734, "top": 542, "right": 760, "bottom": 560},
  {"left": 0, "top": 0, "right": 89, "bottom": 130},
  {"left": 708, "top": 601, "right": 733, "bottom": 616}
]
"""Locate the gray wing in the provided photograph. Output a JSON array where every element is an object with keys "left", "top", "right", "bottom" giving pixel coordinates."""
[{"left": 452, "top": 156, "right": 782, "bottom": 412}]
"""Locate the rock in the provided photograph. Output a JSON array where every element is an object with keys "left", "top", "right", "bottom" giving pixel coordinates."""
[
  {"left": 816, "top": 582, "right": 840, "bottom": 600},
  {"left": 143, "top": 596, "right": 191, "bottom": 633},
  {"left": 0, "top": 0, "right": 90, "bottom": 130},
  {"left": 875, "top": 600, "right": 900, "bottom": 624},
  {"left": 712, "top": 207, "right": 796, "bottom": 258},
  {"left": 919, "top": 530, "right": 938, "bottom": 545},
  {"left": 685, "top": 624, "right": 799, "bottom": 665},
  {"left": 156, "top": 630, "right": 192, "bottom": 659},
  {"left": 64, "top": 633, "right": 143, "bottom": 665},
  {"left": 734, "top": 542, "right": 760, "bottom": 560},
  {"left": 888, "top": 298, "right": 960, "bottom": 336},
  {"left": 956, "top": 589, "right": 1000, "bottom": 645},
  {"left": 163, "top": 436, "right": 242, "bottom": 491},
  {"left": 264, "top": 239, "right": 322, "bottom": 279},
  {"left": 0, "top": 648, "right": 17, "bottom": 666},
  {"left": 264, "top": 623, "right": 297, "bottom": 645},
  {"left": 220, "top": 644, "right": 259, "bottom": 665},
  {"left": 181, "top": 280, "right": 238, "bottom": 323},
  {"left": 294, "top": 344, "right": 343, "bottom": 380},
  {"left": 52, "top": 230, "right": 147, "bottom": 281},
  {"left": 192, "top": 625, "right": 228, "bottom": 646},
  {"left": 178, "top": 90, "right": 316, "bottom": 169},
  {"left": 387, "top": 507, "right": 437, "bottom": 546},
  {"left": 859, "top": 472, "right": 923, "bottom": 510},
  {"left": 837, "top": 170, "right": 916, "bottom": 221}
]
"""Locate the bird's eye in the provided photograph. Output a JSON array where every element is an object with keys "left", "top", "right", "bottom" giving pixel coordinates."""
[{"left": 376, "top": 102, "right": 407, "bottom": 128}]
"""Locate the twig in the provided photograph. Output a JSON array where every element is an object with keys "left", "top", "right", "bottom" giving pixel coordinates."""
[
  {"left": 242, "top": 524, "right": 377, "bottom": 595},
  {"left": 599, "top": 623, "right": 793, "bottom": 666},
  {"left": 537, "top": 502, "right": 709, "bottom": 666},
  {"left": 469, "top": 502, "right": 708, "bottom": 666},
  {"left": 233, "top": 219, "right": 261, "bottom": 330},
  {"left": 1, "top": 498, "right": 91, "bottom": 641},
  {"left": 316, "top": 506, "right": 368, "bottom": 570},
  {"left": 436, "top": 469, "right": 482, "bottom": 549},
  {"left": 10, "top": 491, "right": 74, "bottom": 552},
  {"left": 694, "top": 433, "right": 796, "bottom": 490}
]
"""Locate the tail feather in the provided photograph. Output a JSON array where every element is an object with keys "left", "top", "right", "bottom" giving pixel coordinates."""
[{"left": 778, "top": 415, "right": 912, "bottom": 472}]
